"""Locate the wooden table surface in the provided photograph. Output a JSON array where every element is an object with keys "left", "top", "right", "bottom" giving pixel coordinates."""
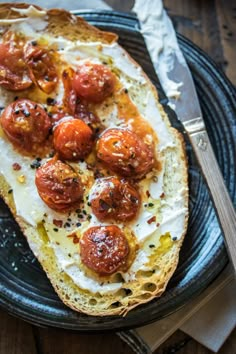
[{"left": 1, "top": 1, "right": 236, "bottom": 354}]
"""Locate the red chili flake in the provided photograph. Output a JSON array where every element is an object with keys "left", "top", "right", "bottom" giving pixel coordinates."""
[
  {"left": 147, "top": 216, "right": 156, "bottom": 224},
  {"left": 156, "top": 222, "right": 160, "bottom": 227},
  {"left": 160, "top": 192, "right": 165, "bottom": 199},
  {"left": 53, "top": 219, "right": 63, "bottom": 228},
  {"left": 146, "top": 190, "right": 151, "bottom": 198},
  {"left": 12, "top": 162, "right": 21, "bottom": 171},
  {"left": 67, "top": 232, "right": 80, "bottom": 244}
]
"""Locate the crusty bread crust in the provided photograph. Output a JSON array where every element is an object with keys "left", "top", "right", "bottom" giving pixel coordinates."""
[
  {"left": 0, "top": 3, "right": 118, "bottom": 43},
  {"left": 0, "top": 3, "right": 188, "bottom": 316}
]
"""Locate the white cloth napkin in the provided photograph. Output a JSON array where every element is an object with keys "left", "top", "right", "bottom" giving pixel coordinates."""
[
  {"left": 181, "top": 276, "right": 236, "bottom": 352},
  {"left": 135, "top": 266, "right": 235, "bottom": 353},
  {"left": 2, "top": 0, "right": 235, "bottom": 352}
]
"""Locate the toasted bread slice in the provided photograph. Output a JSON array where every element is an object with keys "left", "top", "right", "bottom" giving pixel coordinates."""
[{"left": 0, "top": 3, "right": 188, "bottom": 316}]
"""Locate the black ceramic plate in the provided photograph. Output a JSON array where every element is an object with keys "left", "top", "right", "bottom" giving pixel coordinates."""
[{"left": 0, "top": 11, "right": 235, "bottom": 331}]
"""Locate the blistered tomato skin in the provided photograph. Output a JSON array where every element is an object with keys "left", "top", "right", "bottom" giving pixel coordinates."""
[
  {"left": 24, "top": 43, "right": 58, "bottom": 94},
  {"left": 90, "top": 177, "right": 140, "bottom": 222},
  {"left": 96, "top": 128, "right": 155, "bottom": 179},
  {"left": 72, "top": 63, "right": 115, "bottom": 103},
  {"left": 53, "top": 118, "right": 94, "bottom": 161},
  {"left": 35, "top": 158, "right": 83, "bottom": 211},
  {"left": 61, "top": 67, "right": 103, "bottom": 134},
  {"left": 0, "top": 42, "right": 32, "bottom": 91},
  {"left": 80, "top": 226, "right": 129, "bottom": 275},
  {"left": 0, "top": 99, "right": 52, "bottom": 151}
]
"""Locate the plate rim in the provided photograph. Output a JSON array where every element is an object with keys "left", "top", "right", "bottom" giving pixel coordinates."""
[{"left": 0, "top": 9, "right": 235, "bottom": 331}]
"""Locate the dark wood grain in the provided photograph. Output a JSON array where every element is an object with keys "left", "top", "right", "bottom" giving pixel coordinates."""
[
  {"left": 34, "top": 327, "right": 133, "bottom": 354},
  {"left": 0, "top": 1, "right": 235, "bottom": 354},
  {"left": 164, "top": 0, "right": 225, "bottom": 70},
  {"left": 0, "top": 309, "right": 37, "bottom": 354},
  {"left": 216, "top": 0, "right": 236, "bottom": 85}
]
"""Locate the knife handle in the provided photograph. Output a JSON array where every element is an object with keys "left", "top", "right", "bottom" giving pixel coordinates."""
[{"left": 189, "top": 129, "right": 236, "bottom": 274}]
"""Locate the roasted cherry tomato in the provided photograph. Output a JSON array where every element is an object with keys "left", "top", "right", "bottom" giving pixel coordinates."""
[
  {"left": 24, "top": 43, "right": 58, "bottom": 94},
  {"left": 62, "top": 68, "right": 102, "bottom": 134},
  {"left": 80, "top": 226, "right": 129, "bottom": 275},
  {"left": 1, "top": 99, "right": 52, "bottom": 151},
  {"left": 53, "top": 118, "right": 94, "bottom": 161},
  {"left": 72, "top": 63, "right": 115, "bottom": 103},
  {"left": 0, "top": 42, "right": 32, "bottom": 91},
  {"left": 90, "top": 177, "right": 140, "bottom": 222},
  {"left": 35, "top": 158, "right": 83, "bottom": 211},
  {"left": 96, "top": 128, "right": 155, "bottom": 179}
]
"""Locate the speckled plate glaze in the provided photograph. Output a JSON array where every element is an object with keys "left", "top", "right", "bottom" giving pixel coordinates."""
[{"left": 0, "top": 11, "right": 235, "bottom": 331}]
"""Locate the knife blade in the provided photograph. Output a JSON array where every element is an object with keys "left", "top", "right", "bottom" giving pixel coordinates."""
[{"left": 133, "top": 0, "right": 236, "bottom": 273}]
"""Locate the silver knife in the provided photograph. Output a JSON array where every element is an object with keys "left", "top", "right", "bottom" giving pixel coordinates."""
[{"left": 133, "top": 0, "right": 236, "bottom": 273}]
